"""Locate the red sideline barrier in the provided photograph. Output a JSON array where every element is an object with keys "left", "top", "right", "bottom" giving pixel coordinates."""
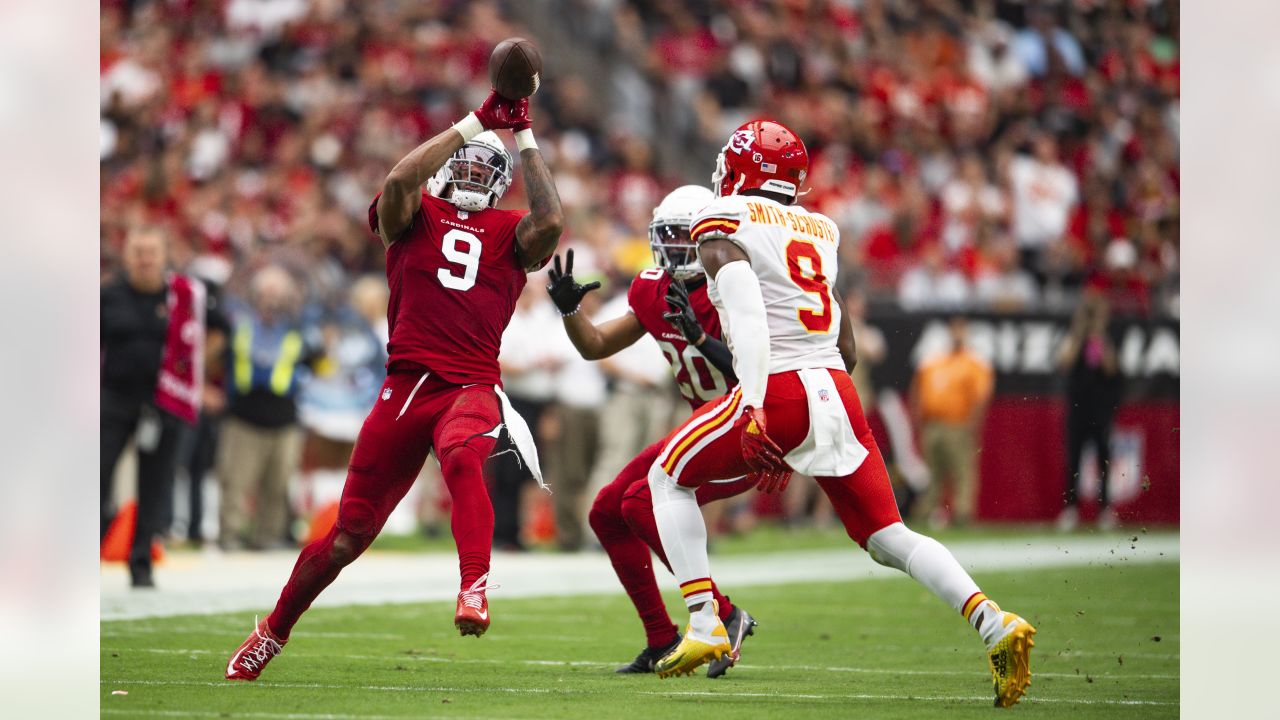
[{"left": 977, "top": 398, "right": 1179, "bottom": 523}]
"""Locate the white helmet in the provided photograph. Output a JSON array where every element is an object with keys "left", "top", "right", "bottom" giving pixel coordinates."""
[
  {"left": 426, "top": 130, "right": 513, "bottom": 212},
  {"left": 649, "top": 184, "right": 714, "bottom": 280}
]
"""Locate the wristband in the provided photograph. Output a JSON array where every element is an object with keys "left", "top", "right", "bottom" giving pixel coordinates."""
[
  {"left": 515, "top": 128, "right": 538, "bottom": 151},
  {"left": 453, "top": 113, "right": 484, "bottom": 143}
]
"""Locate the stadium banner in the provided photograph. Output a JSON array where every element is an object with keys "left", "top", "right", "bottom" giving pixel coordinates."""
[{"left": 865, "top": 310, "right": 1179, "bottom": 524}]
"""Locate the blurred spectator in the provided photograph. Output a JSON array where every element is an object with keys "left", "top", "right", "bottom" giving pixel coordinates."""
[
  {"left": 177, "top": 267, "right": 231, "bottom": 546},
  {"left": 1056, "top": 294, "right": 1123, "bottom": 531},
  {"left": 547, "top": 285, "right": 609, "bottom": 552},
  {"left": 101, "top": 227, "right": 205, "bottom": 587},
  {"left": 974, "top": 234, "right": 1039, "bottom": 311},
  {"left": 910, "top": 316, "right": 994, "bottom": 528},
  {"left": 587, "top": 293, "right": 678, "bottom": 511},
  {"left": 1008, "top": 133, "right": 1078, "bottom": 273},
  {"left": 1013, "top": 6, "right": 1086, "bottom": 78},
  {"left": 298, "top": 276, "right": 388, "bottom": 443},
  {"left": 217, "top": 265, "right": 321, "bottom": 550},
  {"left": 940, "top": 154, "right": 1007, "bottom": 255},
  {"left": 495, "top": 284, "right": 565, "bottom": 550},
  {"left": 967, "top": 20, "right": 1028, "bottom": 93},
  {"left": 898, "top": 245, "right": 972, "bottom": 311}
]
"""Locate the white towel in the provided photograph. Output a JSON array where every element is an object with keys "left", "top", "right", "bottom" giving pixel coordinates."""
[
  {"left": 783, "top": 368, "right": 868, "bottom": 477},
  {"left": 494, "top": 385, "right": 550, "bottom": 492}
]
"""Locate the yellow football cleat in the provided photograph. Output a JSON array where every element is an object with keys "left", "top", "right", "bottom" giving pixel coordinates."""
[
  {"left": 654, "top": 623, "right": 731, "bottom": 678},
  {"left": 987, "top": 612, "right": 1036, "bottom": 708}
]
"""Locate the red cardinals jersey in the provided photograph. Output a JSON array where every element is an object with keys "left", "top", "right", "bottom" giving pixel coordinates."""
[
  {"left": 627, "top": 268, "right": 735, "bottom": 409},
  {"left": 369, "top": 192, "right": 528, "bottom": 387}
]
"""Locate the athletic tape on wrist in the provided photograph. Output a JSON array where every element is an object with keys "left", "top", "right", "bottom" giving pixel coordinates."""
[
  {"left": 453, "top": 113, "right": 484, "bottom": 142},
  {"left": 515, "top": 129, "right": 538, "bottom": 151}
]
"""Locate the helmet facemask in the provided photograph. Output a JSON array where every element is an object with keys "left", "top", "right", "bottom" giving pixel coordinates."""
[
  {"left": 433, "top": 141, "right": 512, "bottom": 212},
  {"left": 650, "top": 221, "right": 702, "bottom": 280}
]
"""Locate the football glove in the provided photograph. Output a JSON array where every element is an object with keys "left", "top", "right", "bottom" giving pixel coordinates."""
[
  {"left": 662, "top": 277, "right": 706, "bottom": 345},
  {"left": 739, "top": 406, "right": 789, "bottom": 474},
  {"left": 474, "top": 90, "right": 529, "bottom": 131},
  {"left": 546, "top": 249, "right": 601, "bottom": 316},
  {"left": 751, "top": 467, "right": 793, "bottom": 494}
]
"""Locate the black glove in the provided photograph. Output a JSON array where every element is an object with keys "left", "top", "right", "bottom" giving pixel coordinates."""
[
  {"left": 663, "top": 277, "right": 706, "bottom": 345},
  {"left": 545, "top": 249, "right": 601, "bottom": 316}
]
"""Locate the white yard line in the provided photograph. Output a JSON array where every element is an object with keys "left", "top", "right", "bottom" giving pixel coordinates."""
[
  {"left": 101, "top": 647, "right": 1179, "bottom": 680},
  {"left": 102, "top": 534, "right": 1178, "bottom": 621},
  {"left": 98, "top": 678, "right": 1176, "bottom": 707}
]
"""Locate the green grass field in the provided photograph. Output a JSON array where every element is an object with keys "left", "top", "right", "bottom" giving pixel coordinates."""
[{"left": 100, "top": 552, "right": 1177, "bottom": 719}]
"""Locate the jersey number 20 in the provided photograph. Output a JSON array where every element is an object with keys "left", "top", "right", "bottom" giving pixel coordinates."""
[
  {"left": 786, "top": 239, "right": 832, "bottom": 333},
  {"left": 438, "top": 229, "right": 481, "bottom": 291}
]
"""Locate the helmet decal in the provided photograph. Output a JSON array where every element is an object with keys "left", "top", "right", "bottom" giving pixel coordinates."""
[{"left": 727, "top": 128, "right": 756, "bottom": 155}]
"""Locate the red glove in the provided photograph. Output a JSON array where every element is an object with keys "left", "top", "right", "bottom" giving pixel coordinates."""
[
  {"left": 739, "top": 406, "right": 789, "bottom": 473},
  {"left": 509, "top": 97, "right": 531, "bottom": 132},
  {"left": 749, "top": 467, "right": 793, "bottom": 493},
  {"left": 473, "top": 90, "right": 526, "bottom": 131}
]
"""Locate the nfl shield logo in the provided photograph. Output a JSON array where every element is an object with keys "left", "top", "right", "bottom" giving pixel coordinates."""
[
  {"left": 382, "top": 387, "right": 392, "bottom": 401},
  {"left": 818, "top": 389, "right": 830, "bottom": 402}
]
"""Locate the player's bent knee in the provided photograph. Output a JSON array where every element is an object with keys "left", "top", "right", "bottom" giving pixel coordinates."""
[
  {"left": 865, "top": 522, "right": 919, "bottom": 572},
  {"left": 337, "top": 496, "right": 380, "bottom": 538},
  {"left": 438, "top": 442, "right": 485, "bottom": 477},
  {"left": 329, "top": 530, "right": 371, "bottom": 567}
]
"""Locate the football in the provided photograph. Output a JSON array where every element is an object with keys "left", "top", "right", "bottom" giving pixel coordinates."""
[{"left": 488, "top": 37, "right": 542, "bottom": 100}]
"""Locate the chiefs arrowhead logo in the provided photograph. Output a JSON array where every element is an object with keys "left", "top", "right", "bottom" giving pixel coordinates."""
[{"left": 727, "top": 129, "right": 756, "bottom": 155}]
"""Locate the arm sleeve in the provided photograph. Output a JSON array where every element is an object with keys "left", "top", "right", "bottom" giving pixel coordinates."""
[
  {"left": 693, "top": 335, "right": 735, "bottom": 379},
  {"left": 713, "top": 260, "right": 770, "bottom": 408}
]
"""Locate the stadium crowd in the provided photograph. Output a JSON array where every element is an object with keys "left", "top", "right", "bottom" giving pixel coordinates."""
[{"left": 100, "top": 0, "right": 1178, "bottom": 560}]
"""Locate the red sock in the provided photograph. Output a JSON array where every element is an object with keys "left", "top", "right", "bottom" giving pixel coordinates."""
[
  {"left": 439, "top": 443, "right": 494, "bottom": 589},
  {"left": 267, "top": 526, "right": 371, "bottom": 639},
  {"left": 590, "top": 477, "right": 678, "bottom": 649},
  {"left": 621, "top": 483, "right": 735, "bottom": 623}
]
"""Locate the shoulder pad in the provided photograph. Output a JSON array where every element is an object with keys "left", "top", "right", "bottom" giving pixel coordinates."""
[{"left": 690, "top": 196, "right": 749, "bottom": 244}]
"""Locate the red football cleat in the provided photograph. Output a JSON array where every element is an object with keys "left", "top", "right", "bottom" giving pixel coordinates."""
[
  {"left": 455, "top": 573, "right": 498, "bottom": 637},
  {"left": 225, "top": 616, "right": 285, "bottom": 681}
]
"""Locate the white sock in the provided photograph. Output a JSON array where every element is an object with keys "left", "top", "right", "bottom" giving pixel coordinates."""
[
  {"left": 686, "top": 601, "right": 723, "bottom": 643},
  {"left": 647, "top": 463, "right": 713, "bottom": 608},
  {"left": 866, "top": 523, "right": 1001, "bottom": 644}
]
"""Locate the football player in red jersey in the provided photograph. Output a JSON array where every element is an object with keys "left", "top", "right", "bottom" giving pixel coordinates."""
[
  {"left": 226, "top": 91, "right": 564, "bottom": 681},
  {"left": 544, "top": 186, "right": 758, "bottom": 678}
]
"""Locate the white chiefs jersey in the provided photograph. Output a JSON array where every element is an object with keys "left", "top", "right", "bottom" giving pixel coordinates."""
[{"left": 691, "top": 194, "right": 845, "bottom": 375}]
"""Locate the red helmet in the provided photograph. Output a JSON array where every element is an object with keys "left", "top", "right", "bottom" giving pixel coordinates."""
[{"left": 711, "top": 119, "right": 809, "bottom": 201}]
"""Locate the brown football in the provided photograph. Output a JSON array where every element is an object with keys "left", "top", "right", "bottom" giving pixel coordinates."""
[{"left": 488, "top": 37, "right": 542, "bottom": 100}]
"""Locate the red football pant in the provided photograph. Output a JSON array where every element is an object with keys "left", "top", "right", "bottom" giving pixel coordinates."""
[
  {"left": 659, "top": 370, "right": 901, "bottom": 546},
  {"left": 267, "top": 372, "right": 501, "bottom": 639},
  {"left": 588, "top": 439, "right": 754, "bottom": 648}
]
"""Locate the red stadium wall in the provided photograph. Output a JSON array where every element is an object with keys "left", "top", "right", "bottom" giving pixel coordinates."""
[
  {"left": 867, "top": 310, "right": 1179, "bottom": 526},
  {"left": 976, "top": 399, "right": 1179, "bottom": 524}
]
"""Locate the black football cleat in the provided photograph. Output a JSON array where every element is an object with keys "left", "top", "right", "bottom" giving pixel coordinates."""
[
  {"left": 706, "top": 604, "right": 757, "bottom": 679},
  {"left": 615, "top": 637, "right": 681, "bottom": 674}
]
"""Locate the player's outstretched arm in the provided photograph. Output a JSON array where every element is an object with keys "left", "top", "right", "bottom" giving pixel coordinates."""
[
  {"left": 835, "top": 295, "right": 858, "bottom": 373},
  {"left": 378, "top": 91, "right": 525, "bottom": 248},
  {"left": 546, "top": 250, "right": 645, "bottom": 359},
  {"left": 512, "top": 114, "right": 564, "bottom": 270},
  {"left": 377, "top": 130, "right": 465, "bottom": 247}
]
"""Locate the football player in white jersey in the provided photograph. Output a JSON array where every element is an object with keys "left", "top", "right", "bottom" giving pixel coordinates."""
[{"left": 647, "top": 120, "right": 1037, "bottom": 708}]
